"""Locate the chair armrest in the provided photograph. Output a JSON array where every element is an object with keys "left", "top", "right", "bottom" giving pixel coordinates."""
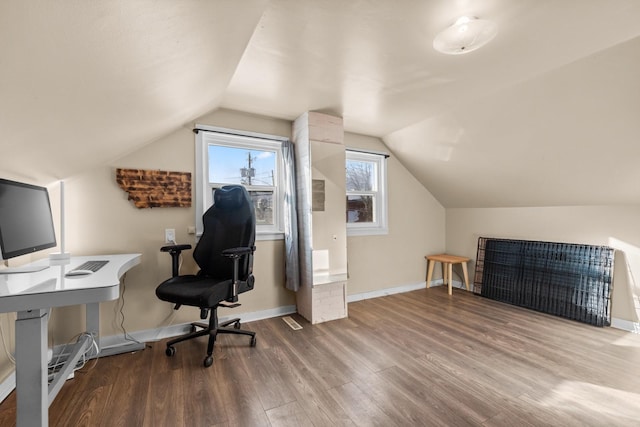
[
  {"left": 221, "top": 246, "right": 255, "bottom": 258},
  {"left": 161, "top": 244, "right": 192, "bottom": 253},
  {"left": 161, "top": 244, "right": 192, "bottom": 277},
  {"left": 222, "top": 246, "right": 256, "bottom": 303}
]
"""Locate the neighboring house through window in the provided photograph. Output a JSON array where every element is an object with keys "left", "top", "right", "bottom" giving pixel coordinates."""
[
  {"left": 195, "top": 125, "right": 287, "bottom": 240},
  {"left": 346, "top": 149, "right": 388, "bottom": 236}
]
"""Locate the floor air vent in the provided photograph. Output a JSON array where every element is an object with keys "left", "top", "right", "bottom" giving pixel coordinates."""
[{"left": 282, "top": 316, "right": 303, "bottom": 330}]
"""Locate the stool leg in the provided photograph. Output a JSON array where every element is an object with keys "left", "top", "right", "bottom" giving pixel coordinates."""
[
  {"left": 426, "top": 260, "right": 435, "bottom": 288},
  {"left": 442, "top": 263, "right": 447, "bottom": 286},
  {"left": 448, "top": 263, "right": 453, "bottom": 295},
  {"left": 461, "top": 262, "right": 470, "bottom": 291}
]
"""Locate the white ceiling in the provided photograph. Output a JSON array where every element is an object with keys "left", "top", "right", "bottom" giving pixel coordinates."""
[{"left": 1, "top": 0, "right": 639, "bottom": 207}]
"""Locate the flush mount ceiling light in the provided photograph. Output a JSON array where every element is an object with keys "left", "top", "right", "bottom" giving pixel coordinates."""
[{"left": 433, "top": 16, "right": 497, "bottom": 55}]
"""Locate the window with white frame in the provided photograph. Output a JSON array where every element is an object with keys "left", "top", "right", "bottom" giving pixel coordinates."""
[
  {"left": 195, "top": 126, "right": 286, "bottom": 240},
  {"left": 345, "top": 150, "right": 388, "bottom": 236}
]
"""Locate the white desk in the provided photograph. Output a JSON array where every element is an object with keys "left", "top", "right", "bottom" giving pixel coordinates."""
[{"left": 0, "top": 253, "right": 142, "bottom": 427}]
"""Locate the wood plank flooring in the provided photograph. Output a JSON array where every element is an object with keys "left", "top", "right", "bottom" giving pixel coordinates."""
[{"left": 1, "top": 286, "right": 640, "bottom": 426}]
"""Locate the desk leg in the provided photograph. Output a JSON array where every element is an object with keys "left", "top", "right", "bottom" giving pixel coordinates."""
[
  {"left": 447, "top": 263, "right": 453, "bottom": 295},
  {"left": 86, "top": 302, "right": 100, "bottom": 352},
  {"left": 16, "top": 309, "right": 48, "bottom": 427}
]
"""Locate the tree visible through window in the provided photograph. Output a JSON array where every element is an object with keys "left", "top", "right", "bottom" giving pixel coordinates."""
[
  {"left": 346, "top": 150, "right": 388, "bottom": 235},
  {"left": 346, "top": 159, "right": 375, "bottom": 223}
]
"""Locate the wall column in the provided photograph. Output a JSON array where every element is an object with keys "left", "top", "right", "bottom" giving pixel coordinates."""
[{"left": 293, "top": 112, "right": 348, "bottom": 324}]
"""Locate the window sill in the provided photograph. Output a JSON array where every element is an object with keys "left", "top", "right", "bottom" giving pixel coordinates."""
[
  {"left": 196, "top": 231, "right": 284, "bottom": 242},
  {"left": 257, "top": 231, "right": 284, "bottom": 241},
  {"left": 347, "top": 227, "right": 388, "bottom": 237}
]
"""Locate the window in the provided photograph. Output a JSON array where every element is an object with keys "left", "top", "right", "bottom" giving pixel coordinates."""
[
  {"left": 346, "top": 150, "right": 388, "bottom": 236},
  {"left": 195, "top": 126, "right": 287, "bottom": 240}
]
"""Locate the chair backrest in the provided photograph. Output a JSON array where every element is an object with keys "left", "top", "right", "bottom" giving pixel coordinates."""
[{"left": 193, "top": 185, "right": 256, "bottom": 280}]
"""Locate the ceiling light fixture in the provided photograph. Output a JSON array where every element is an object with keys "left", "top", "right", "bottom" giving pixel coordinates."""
[{"left": 433, "top": 16, "right": 497, "bottom": 55}]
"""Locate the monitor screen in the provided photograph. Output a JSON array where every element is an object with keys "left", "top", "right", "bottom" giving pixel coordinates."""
[{"left": 0, "top": 178, "right": 57, "bottom": 260}]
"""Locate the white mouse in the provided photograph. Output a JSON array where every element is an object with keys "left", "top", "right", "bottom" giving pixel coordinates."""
[{"left": 65, "top": 269, "right": 94, "bottom": 277}]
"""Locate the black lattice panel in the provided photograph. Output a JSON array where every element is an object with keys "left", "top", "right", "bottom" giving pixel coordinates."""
[{"left": 474, "top": 237, "right": 614, "bottom": 326}]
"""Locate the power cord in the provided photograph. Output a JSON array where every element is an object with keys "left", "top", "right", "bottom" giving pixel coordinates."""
[
  {"left": 115, "top": 274, "right": 144, "bottom": 347},
  {"left": 47, "top": 332, "right": 99, "bottom": 383},
  {"left": 150, "top": 306, "right": 178, "bottom": 342}
]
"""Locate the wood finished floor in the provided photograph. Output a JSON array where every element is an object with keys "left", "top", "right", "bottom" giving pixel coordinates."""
[{"left": 1, "top": 286, "right": 640, "bottom": 426}]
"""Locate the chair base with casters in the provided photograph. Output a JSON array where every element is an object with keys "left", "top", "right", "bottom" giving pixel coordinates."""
[
  {"left": 164, "top": 304, "right": 256, "bottom": 368},
  {"left": 157, "top": 245, "right": 257, "bottom": 367}
]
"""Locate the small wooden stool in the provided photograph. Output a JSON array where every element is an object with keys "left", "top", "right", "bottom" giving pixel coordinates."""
[{"left": 425, "top": 254, "right": 471, "bottom": 295}]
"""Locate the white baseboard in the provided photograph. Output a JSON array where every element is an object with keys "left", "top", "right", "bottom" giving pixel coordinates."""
[
  {"left": 0, "top": 371, "right": 14, "bottom": 404},
  {"left": 225, "top": 304, "right": 297, "bottom": 324},
  {"left": 347, "top": 281, "right": 428, "bottom": 303},
  {"left": 346, "top": 278, "right": 478, "bottom": 303},
  {"left": 100, "top": 304, "right": 298, "bottom": 347},
  {"left": 611, "top": 317, "right": 640, "bottom": 333},
  {"left": 428, "top": 279, "right": 475, "bottom": 292}
]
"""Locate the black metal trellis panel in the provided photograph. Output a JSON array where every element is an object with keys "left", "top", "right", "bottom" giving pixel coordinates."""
[{"left": 474, "top": 237, "right": 614, "bottom": 326}]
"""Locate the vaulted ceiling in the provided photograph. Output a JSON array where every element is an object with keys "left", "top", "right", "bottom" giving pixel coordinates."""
[{"left": 2, "top": 0, "right": 639, "bottom": 207}]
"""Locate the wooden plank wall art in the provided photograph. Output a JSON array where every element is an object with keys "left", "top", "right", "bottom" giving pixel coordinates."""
[{"left": 116, "top": 168, "right": 192, "bottom": 208}]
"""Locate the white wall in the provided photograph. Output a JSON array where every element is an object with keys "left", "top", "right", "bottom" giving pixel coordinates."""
[
  {"left": 58, "top": 109, "right": 296, "bottom": 341},
  {"left": 446, "top": 206, "right": 640, "bottom": 324},
  {"left": 345, "top": 133, "right": 446, "bottom": 296}
]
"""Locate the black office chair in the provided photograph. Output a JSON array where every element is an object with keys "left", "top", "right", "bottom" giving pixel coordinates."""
[{"left": 156, "top": 185, "right": 257, "bottom": 367}]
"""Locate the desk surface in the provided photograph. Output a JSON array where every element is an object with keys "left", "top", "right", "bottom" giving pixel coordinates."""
[{"left": 0, "top": 254, "right": 142, "bottom": 313}]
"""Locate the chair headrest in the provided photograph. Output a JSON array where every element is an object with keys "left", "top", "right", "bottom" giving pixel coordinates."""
[{"left": 214, "top": 185, "right": 247, "bottom": 209}]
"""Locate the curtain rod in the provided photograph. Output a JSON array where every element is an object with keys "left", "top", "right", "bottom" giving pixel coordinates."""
[
  {"left": 346, "top": 147, "right": 390, "bottom": 158},
  {"left": 192, "top": 125, "right": 289, "bottom": 143},
  {"left": 193, "top": 126, "right": 388, "bottom": 158}
]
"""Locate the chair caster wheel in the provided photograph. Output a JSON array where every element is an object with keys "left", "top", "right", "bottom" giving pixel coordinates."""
[
  {"left": 250, "top": 337, "right": 257, "bottom": 347},
  {"left": 234, "top": 322, "right": 241, "bottom": 329},
  {"left": 166, "top": 346, "right": 176, "bottom": 357},
  {"left": 204, "top": 356, "right": 213, "bottom": 367}
]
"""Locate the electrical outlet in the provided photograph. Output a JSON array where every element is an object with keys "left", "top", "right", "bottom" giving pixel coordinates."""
[
  {"left": 187, "top": 226, "right": 196, "bottom": 235},
  {"left": 165, "top": 228, "right": 175, "bottom": 243}
]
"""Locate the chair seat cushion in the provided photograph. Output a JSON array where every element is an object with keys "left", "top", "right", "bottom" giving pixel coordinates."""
[{"left": 155, "top": 275, "right": 253, "bottom": 308}]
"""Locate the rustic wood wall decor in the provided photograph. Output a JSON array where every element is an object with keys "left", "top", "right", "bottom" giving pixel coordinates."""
[{"left": 116, "top": 168, "right": 192, "bottom": 208}]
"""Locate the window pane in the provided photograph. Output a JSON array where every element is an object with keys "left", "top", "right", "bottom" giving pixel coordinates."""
[
  {"left": 250, "top": 191, "right": 274, "bottom": 225},
  {"left": 346, "top": 195, "right": 375, "bottom": 223},
  {"left": 212, "top": 188, "right": 274, "bottom": 225},
  {"left": 208, "top": 145, "right": 276, "bottom": 186},
  {"left": 346, "top": 160, "right": 376, "bottom": 191}
]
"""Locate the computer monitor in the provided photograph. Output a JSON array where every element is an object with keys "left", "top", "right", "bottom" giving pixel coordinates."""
[{"left": 0, "top": 178, "right": 57, "bottom": 261}]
